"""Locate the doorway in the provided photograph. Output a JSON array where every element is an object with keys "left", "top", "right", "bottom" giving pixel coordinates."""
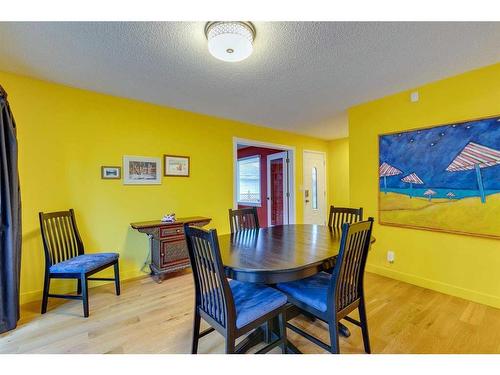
[
  {"left": 303, "top": 150, "right": 327, "bottom": 225},
  {"left": 233, "top": 138, "right": 296, "bottom": 227},
  {"left": 267, "top": 152, "right": 288, "bottom": 226}
]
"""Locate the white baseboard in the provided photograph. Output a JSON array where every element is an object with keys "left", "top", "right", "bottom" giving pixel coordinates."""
[{"left": 366, "top": 263, "right": 500, "bottom": 309}]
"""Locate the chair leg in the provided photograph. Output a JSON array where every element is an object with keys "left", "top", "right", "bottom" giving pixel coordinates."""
[
  {"left": 81, "top": 275, "right": 89, "bottom": 318},
  {"left": 41, "top": 273, "right": 50, "bottom": 314},
  {"left": 278, "top": 312, "right": 287, "bottom": 354},
  {"left": 192, "top": 309, "right": 201, "bottom": 354},
  {"left": 265, "top": 321, "right": 272, "bottom": 343},
  {"left": 77, "top": 279, "right": 82, "bottom": 295},
  {"left": 225, "top": 333, "right": 236, "bottom": 354},
  {"left": 359, "top": 299, "right": 371, "bottom": 354},
  {"left": 329, "top": 320, "right": 340, "bottom": 354},
  {"left": 113, "top": 261, "right": 121, "bottom": 296}
]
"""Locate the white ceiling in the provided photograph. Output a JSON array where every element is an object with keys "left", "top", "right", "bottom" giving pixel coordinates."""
[{"left": 0, "top": 22, "right": 498, "bottom": 139}]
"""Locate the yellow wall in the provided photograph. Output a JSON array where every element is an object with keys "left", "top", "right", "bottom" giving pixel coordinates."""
[
  {"left": 0, "top": 71, "right": 329, "bottom": 304},
  {"left": 349, "top": 63, "right": 500, "bottom": 308},
  {"left": 328, "top": 137, "right": 350, "bottom": 207}
]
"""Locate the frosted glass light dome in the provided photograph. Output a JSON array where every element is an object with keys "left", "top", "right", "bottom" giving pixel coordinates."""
[{"left": 205, "top": 22, "right": 255, "bottom": 62}]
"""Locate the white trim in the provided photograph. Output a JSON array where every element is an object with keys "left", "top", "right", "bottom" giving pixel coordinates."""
[
  {"left": 235, "top": 137, "right": 297, "bottom": 151},
  {"left": 302, "top": 150, "right": 327, "bottom": 225},
  {"left": 267, "top": 152, "right": 289, "bottom": 226},
  {"left": 233, "top": 137, "right": 296, "bottom": 225},
  {"left": 365, "top": 264, "right": 500, "bottom": 309}
]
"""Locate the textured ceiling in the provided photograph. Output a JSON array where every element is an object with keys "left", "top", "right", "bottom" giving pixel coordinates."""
[{"left": 0, "top": 22, "right": 499, "bottom": 139}]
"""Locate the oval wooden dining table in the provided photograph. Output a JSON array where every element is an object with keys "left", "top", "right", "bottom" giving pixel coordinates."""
[{"left": 217, "top": 224, "right": 375, "bottom": 353}]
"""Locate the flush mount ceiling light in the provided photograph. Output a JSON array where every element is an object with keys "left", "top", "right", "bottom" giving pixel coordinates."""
[{"left": 205, "top": 22, "right": 256, "bottom": 62}]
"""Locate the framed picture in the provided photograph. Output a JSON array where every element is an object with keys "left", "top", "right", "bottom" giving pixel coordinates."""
[
  {"left": 164, "top": 155, "right": 190, "bottom": 177},
  {"left": 123, "top": 156, "right": 161, "bottom": 185},
  {"left": 101, "top": 166, "right": 121, "bottom": 179},
  {"left": 378, "top": 114, "right": 500, "bottom": 239}
]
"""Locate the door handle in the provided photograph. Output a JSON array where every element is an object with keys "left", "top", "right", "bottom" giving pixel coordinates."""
[{"left": 305, "top": 199, "right": 310, "bottom": 203}]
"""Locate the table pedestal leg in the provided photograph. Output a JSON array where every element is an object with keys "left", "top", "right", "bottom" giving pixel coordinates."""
[
  {"left": 235, "top": 327, "right": 266, "bottom": 353},
  {"left": 289, "top": 305, "right": 352, "bottom": 343},
  {"left": 234, "top": 307, "right": 350, "bottom": 353},
  {"left": 338, "top": 322, "right": 351, "bottom": 337},
  {"left": 235, "top": 320, "right": 302, "bottom": 354},
  {"left": 285, "top": 339, "right": 301, "bottom": 354}
]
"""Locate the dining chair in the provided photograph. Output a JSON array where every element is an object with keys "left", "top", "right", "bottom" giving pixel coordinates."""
[
  {"left": 228, "top": 207, "right": 260, "bottom": 233},
  {"left": 276, "top": 218, "right": 374, "bottom": 354},
  {"left": 328, "top": 206, "right": 363, "bottom": 230},
  {"left": 39, "top": 209, "right": 120, "bottom": 317},
  {"left": 185, "top": 225, "right": 288, "bottom": 354}
]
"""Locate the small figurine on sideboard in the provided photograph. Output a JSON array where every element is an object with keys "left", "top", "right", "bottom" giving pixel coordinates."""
[{"left": 161, "top": 213, "right": 176, "bottom": 223}]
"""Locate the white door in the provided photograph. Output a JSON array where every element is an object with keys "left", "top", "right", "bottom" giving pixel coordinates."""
[
  {"left": 267, "top": 152, "right": 289, "bottom": 226},
  {"left": 303, "top": 151, "right": 326, "bottom": 225}
]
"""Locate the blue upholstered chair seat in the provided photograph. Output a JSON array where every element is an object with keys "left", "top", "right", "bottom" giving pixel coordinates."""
[
  {"left": 229, "top": 280, "right": 287, "bottom": 328},
  {"left": 276, "top": 271, "right": 332, "bottom": 312},
  {"left": 49, "top": 253, "right": 119, "bottom": 274}
]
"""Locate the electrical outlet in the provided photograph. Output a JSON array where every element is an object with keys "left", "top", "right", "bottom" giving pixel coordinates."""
[{"left": 387, "top": 250, "right": 395, "bottom": 263}]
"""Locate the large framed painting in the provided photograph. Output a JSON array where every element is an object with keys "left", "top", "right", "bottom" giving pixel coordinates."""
[
  {"left": 378, "top": 115, "right": 500, "bottom": 239},
  {"left": 123, "top": 156, "right": 161, "bottom": 185}
]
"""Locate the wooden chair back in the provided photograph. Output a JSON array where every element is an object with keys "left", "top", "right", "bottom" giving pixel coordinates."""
[
  {"left": 328, "top": 206, "right": 363, "bottom": 229},
  {"left": 185, "top": 225, "right": 235, "bottom": 328},
  {"left": 228, "top": 207, "right": 260, "bottom": 233},
  {"left": 329, "top": 218, "right": 374, "bottom": 313},
  {"left": 39, "top": 209, "right": 84, "bottom": 267}
]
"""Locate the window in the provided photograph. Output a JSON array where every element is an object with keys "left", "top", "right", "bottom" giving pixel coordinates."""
[
  {"left": 311, "top": 167, "right": 318, "bottom": 209},
  {"left": 237, "top": 156, "right": 261, "bottom": 205}
]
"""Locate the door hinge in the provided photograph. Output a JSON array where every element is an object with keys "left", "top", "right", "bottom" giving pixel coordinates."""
[{"left": 285, "top": 158, "right": 290, "bottom": 163}]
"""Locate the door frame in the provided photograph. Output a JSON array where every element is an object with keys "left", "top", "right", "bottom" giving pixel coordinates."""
[
  {"left": 267, "top": 151, "right": 289, "bottom": 226},
  {"left": 233, "top": 137, "right": 296, "bottom": 225},
  {"left": 302, "top": 149, "right": 327, "bottom": 225}
]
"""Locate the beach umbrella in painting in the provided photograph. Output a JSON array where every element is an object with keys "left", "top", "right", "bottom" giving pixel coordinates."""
[
  {"left": 379, "top": 162, "right": 402, "bottom": 194},
  {"left": 401, "top": 173, "right": 424, "bottom": 198},
  {"left": 424, "top": 189, "right": 437, "bottom": 201},
  {"left": 445, "top": 142, "right": 500, "bottom": 203},
  {"left": 446, "top": 192, "right": 456, "bottom": 200}
]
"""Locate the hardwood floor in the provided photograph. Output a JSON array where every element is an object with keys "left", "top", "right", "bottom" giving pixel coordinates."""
[{"left": 2, "top": 271, "right": 500, "bottom": 354}]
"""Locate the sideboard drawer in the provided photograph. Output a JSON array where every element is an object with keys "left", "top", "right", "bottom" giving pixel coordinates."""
[
  {"left": 160, "top": 225, "right": 184, "bottom": 238},
  {"left": 160, "top": 238, "right": 189, "bottom": 268}
]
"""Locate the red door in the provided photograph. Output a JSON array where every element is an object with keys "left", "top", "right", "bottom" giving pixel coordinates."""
[{"left": 270, "top": 159, "right": 284, "bottom": 226}]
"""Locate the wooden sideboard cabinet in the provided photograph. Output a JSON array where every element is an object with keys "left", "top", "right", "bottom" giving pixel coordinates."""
[{"left": 131, "top": 216, "right": 211, "bottom": 282}]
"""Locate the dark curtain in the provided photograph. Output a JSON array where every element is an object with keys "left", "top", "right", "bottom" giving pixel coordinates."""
[{"left": 0, "top": 85, "right": 22, "bottom": 334}]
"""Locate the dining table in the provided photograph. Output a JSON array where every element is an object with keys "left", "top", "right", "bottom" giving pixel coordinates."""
[{"left": 217, "top": 223, "right": 375, "bottom": 353}]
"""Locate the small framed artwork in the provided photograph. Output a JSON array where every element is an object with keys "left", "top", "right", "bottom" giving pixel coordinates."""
[
  {"left": 164, "top": 155, "right": 190, "bottom": 177},
  {"left": 101, "top": 166, "right": 121, "bottom": 179},
  {"left": 123, "top": 156, "right": 161, "bottom": 185}
]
